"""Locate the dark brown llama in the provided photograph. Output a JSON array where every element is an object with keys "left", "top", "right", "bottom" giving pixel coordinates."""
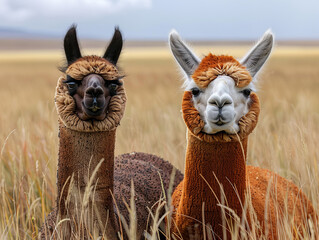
[{"left": 39, "top": 26, "right": 183, "bottom": 240}]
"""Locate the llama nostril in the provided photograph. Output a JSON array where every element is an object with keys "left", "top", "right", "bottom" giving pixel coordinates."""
[
  {"left": 209, "top": 99, "right": 219, "bottom": 107},
  {"left": 96, "top": 88, "right": 103, "bottom": 96},
  {"left": 86, "top": 87, "right": 104, "bottom": 97},
  {"left": 210, "top": 98, "right": 232, "bottom": 108},
  {"left": 223, "top": 100, "right": 232, "bottom": 106}
]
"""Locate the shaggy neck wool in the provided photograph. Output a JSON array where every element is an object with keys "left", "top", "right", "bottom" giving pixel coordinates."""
[
  {"left": 172, "top": 133, "right": 248, "bottom": 239},
  {"left": 57, "top": 126, "right": 118, "bottom": 239},
  {"left": 55, "top": 56, "right": 127, "bottom": 132}
]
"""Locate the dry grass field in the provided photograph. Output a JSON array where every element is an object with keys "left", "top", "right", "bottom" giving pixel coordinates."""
[{"left": 0, "top": 45, "right": 319, "bottom": 239}]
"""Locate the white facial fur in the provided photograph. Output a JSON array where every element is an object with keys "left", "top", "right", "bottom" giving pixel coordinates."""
[
  {"left": 185, "top": 75, "right": 255, "bottom": 134},
  {"left": 169, "top": 29, "right": 273, "bottom": 134}
]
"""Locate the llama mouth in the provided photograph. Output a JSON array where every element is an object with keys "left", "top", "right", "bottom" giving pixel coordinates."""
[
  {"left": 88, "top": 105, "right": 101, "bottom": 112},
  {"left": 82, "top": 102, "right": 105, "bottom": 117},
  {"left": 215, "top": 120, "right": 225, "bottom": 126},
  {"left": 84, "top": 107, "right": 104, "bottom": 117},
  {"left": 211, "top": 119, "right": 230, "bottom": 126}
]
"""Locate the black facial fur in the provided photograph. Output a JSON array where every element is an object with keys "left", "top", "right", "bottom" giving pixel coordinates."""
[
  {"left": 103, "top": 27, "right": 123, "bottom": 65},
  {"left": 64, "top": 25, "right": 82, "bottom": 65},
  {"left": 106, "top": 79, "right": 123, "bottom": 96},
  {"left": 63, "top": 75, "right": 80, "bottom": 96}
]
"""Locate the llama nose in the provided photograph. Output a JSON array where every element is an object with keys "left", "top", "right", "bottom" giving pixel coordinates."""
[
  {"left": 85, "top": 86, "right": 104, "bottom": 98},
  {"left": 209, "top": 96, "right": 232, "bottom": 108}
]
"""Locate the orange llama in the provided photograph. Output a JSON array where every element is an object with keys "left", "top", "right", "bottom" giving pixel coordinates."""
[{"left": 168, "top": 30, "right": 317, "bottom": 239}]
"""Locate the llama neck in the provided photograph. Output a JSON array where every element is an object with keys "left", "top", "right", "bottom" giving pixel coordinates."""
[
  {"left": 57, "top": 122, "right": 117, "bottom": 237},
  {"left": 178, "top": 131, "right": 247, "bottom": 236}
]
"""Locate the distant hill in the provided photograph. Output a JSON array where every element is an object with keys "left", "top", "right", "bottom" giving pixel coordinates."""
[
  {"left": 0, "top": 27, "right": 57, "bottom": 39},
  {"left": 0, "top": 27, "right": 318, "bottom": 51}
]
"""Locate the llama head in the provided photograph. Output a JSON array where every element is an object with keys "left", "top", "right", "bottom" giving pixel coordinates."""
[
  {"left": 169, "top": 30, "right": 273, "bottom": 141},
  {"left": 55, "top": 25, "right": 127, "bottom": 132}
]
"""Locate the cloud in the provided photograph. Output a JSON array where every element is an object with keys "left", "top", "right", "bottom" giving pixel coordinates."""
[
  {"left": 0, "top": 0, "right": 152, "bottom": 23},
  {"left": 0, "top": 0, "right": 318, "bottom": 40},
  {"left": 0, "top": 0, "right": 31, "bottom": 22}
]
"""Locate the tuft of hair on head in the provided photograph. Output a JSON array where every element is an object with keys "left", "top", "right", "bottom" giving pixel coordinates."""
[
  {"left": 63, "top": 24, "right": 82, "bottom": 66},
  {"left": 168, "top": 29, "right": 200, "bottom": 77},
  {"left": 103, "top": 26, "right": 123, "bottom": 65},
  {"left": 240, "top": 29, "right": 274, "bottom": 78}
]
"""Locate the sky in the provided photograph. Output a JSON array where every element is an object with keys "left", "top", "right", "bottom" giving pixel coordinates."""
[{"left": 0, "top": 0, "right": 319, "bottom": 40}]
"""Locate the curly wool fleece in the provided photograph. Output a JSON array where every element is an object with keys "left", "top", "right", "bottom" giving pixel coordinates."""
[
  {"left": 192, "top": 54, "right": 252, "bottom": 88},
  {"left": 55, "top": 56, "right": 127, "bottom": 132}
]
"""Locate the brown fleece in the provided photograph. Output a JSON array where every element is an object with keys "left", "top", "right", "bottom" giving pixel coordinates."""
[
  {"left": 171, "top": 92, "right": 317, "bottom": 239},
  {"left": 114, "top": 152, "right": 183, "bottom": 239},
  {"left": 40, "top": 152, "right": 184, "bottom": 240},
  {"left": 57, "top": 125, "right": 118, "bottom": 239},
  {"left": 66, "top": 55, "right": 121, "bottom": 81},
  {"left": 192, "top": 54, "right": 252, "bottom": 89}
]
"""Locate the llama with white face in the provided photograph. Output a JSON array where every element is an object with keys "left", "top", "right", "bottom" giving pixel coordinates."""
[
  {"left": 170, "top": 30, "right": 273, "bottom": 134},
  {"left": 168, "top": 30, "right": 317, "bottom": 239}
]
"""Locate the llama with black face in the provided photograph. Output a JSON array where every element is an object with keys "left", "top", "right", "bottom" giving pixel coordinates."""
[{"left": 39, "top": 26, "right": 183, "bottom": 239}]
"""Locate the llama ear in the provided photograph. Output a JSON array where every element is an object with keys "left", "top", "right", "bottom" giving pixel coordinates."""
[
  {"left": 169, "top": 30, "right": 200, "bottom": 77},
  {"left": 103, "top": 27, "right": 123, "bottom": 65},
  {"left": 64, "top": 25, "right": 82, "bottom": 65},
  {"left": 240, "top": 30, "right": 274, "bottom": 77}
]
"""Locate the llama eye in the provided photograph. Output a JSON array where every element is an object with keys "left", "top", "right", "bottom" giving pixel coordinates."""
[
  {"left": 109, "top": 83, "right": 118, "bottom": 90},
  {"left": 65, "top": 82, "right": 78, "bottom": 95},
  {"left": 242, "top": 89, "right": 251, "bottom": 98},
  {"left": 66, "top": 82, "right": 78, "bottom": 90},
  {"left": 191, "top": 88, "right": 201, "bottom": 97},
  {"left": 109, "top": 83, "right": 118, "bottom": 96}
]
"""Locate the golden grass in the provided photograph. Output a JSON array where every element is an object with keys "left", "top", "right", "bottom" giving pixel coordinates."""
[{"left": 0, "top": 46, "right": 318, "bottom": 239}]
